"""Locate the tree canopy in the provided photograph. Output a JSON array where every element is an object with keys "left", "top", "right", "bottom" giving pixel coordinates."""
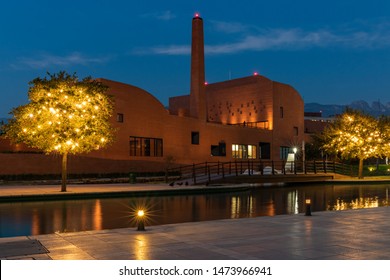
[
  {"left": 5, "top": 71, "right": 115, "bottom": 191},
  {"left": 320, "top": 109, "right": 383, "bottom": 178},
  {"left": 378, "top": 115, "right": 390, "bottom": 158}
]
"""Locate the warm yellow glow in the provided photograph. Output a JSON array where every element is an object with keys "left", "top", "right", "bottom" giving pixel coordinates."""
[
  {"left": 248, "top": 145, "right": 256, "bottom": 159},
  {"left": 231, "top": 196, "right": 241, "bottom": 218},
  {"left": 137, "top": 210, "right": 145, "bottom": 217},
  {"left": 305, "top": 198, "right": 311, "bottom": 204},
  {"left": 134, "top": 235, "right": 149, "bottom": 260},
  {"left": 6, "top": 72, "right": 114, "bottom": 160}
]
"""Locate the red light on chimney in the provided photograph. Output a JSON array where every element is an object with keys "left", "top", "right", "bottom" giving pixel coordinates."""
[
  {"left": 253, "top": 72, "right": 259, "bottom": 76},
  {"left": 194, "top": 13, "right": 200, "bottom": 18},
  {"left": 204, "top": 81, "right": 208, "bottom": 85}
]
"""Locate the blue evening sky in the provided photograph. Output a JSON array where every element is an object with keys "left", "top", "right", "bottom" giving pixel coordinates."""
[{"left": 1, "top": 0, "right": 390, "bottom": 117}]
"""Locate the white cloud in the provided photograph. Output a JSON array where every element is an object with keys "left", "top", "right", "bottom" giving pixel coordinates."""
[
  {"left": 134, "top": 45, "right": 190, "bottom": 55},
  {"left": 141, "top": 10, "right": 176, "bottom": 21},
  {"left": 13, "top": 52, "right": 111, "bottom": 69},
  {"left": 135, "top": 20, "right": 390, "bottom": 55},
  {"left": 210, "top": 20, "right": 251, "bottom": 34}
]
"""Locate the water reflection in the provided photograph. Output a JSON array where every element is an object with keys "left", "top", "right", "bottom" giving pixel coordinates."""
[
  {"left": 287, "top": 190, "right": 299, "bottom": 214},
  {"left": 93, "top": 200, "right": 103, "bottom": 231},
  {"left": 0, "top": 184, "right": 389, "bottom": 237}
]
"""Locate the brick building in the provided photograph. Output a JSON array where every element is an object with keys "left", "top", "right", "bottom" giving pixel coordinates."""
[{"left": 0, "top": 15, "right": 304, "bottom": 176}]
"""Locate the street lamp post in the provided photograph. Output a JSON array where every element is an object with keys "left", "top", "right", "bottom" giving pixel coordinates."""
[
  {"left": 293, "top": 147, "right": 297, "bottom": 174},
  {"left": 137, "top": 210, "right": 146, "bottom": 231}
]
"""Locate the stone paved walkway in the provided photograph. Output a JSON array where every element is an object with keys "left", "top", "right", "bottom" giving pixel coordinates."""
[{"left": 1, "top": 207, "right": 390, "bottom": 260}]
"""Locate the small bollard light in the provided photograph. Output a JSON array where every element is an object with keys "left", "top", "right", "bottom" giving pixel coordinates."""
[
  {"left": 137, "top": 210, "right": 146, "bottom": 231},
  {"left": 305, "top": 198, "right": 312, "bottom": 216}
]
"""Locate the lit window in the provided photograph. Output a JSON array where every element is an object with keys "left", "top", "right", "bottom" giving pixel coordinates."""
[
  {"left": 248, "top": 145, "right": 257, "bottom": 158},
  {"left": 232, "top": 144, "right": 257, "bottom": 159}
]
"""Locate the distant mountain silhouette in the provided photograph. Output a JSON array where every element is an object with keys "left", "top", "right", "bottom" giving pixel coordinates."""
[{"left": 305, "top": 100, "right": 390, "bottom": 117}]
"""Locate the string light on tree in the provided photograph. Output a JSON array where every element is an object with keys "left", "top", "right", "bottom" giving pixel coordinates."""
[
  {"left": 321, "top": 109, "right": 383, "bottom": 179},
  {"left": 4, "top": 71, "right": 115, "bottom": 192}
]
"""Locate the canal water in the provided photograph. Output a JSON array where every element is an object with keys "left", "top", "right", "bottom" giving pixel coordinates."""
[{"left": 0, "top": 184, "right": 389, "bottom": 237}]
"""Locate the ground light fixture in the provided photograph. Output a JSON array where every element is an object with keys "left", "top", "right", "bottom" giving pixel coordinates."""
[
  {"left": 137, "top": 210, "right": 146, "bottom": 231},
  {"left": 305, "top": 198, "right": 312, "bottom": 216}
]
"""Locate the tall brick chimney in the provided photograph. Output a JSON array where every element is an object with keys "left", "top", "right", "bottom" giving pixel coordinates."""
[{"left": 190, "top": 14, "right": 206, "bottom": 121}]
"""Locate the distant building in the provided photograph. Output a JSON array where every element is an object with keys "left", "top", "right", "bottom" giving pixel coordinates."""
[
  {"left": 0, "top": 15, "right": 305, "bottom": 176},
  {"left": 304, "top": 111, "right": 334, "bottom": 135}
]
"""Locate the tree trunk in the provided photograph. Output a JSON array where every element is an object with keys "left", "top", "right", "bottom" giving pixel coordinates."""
[
  {"left": 358, "top": 158, "right": 364, "bottom": 179},
  {"left": 61, "top": 152, "right": 68, "bottom": 192}
]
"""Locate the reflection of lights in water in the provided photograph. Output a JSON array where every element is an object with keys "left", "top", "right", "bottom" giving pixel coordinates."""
[
  {"left": 231, "top": 196, "right": 240, "bottom": 218},
  {"left": 229, "top": 195, "right": 256, "bottom": 217},
  {"left": 247, "top": 196, "right": 254, "bottom": 217},
  {"left": 332, "top": 197, "right": 379, "bottom": 211},
  {"left": 286, "top": 190, "right": 299, "bottom": 214},
  {"left": 31, "top": 209, "right": 39, "bottom": 235},
  {"left": 334, "top": 199, "right": 347, "bottom": 211},
  {"left": 294, "top": 192, "right": 299, "bottom": 214},
  {"left": 81, "top": 205, "right": 87, "bottom": 229},
  {"left": 93, "top": 199, "right": 102, "bottom": 230},
  {"left": 351, "top": 197, "right": 379, "bottom": 209}
]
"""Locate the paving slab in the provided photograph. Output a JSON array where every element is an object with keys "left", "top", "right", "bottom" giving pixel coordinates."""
[{"left": 0, "top": 239, "right": 49, "bottom": 258}]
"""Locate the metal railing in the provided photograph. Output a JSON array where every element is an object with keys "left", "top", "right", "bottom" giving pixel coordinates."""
[{"left": 165, "top": 160, "right": 355, "bottom": 185}]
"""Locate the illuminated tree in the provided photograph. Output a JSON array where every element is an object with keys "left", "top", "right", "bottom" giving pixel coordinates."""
[
  {"left": 5, "top": 72, "right": 115, "bottom": 191},
  {"left": 321, "top": 109, "right": 381, "bottom": 179},
  {"left": 378, "top": 115, "right": 390, "bottom": 159}
]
